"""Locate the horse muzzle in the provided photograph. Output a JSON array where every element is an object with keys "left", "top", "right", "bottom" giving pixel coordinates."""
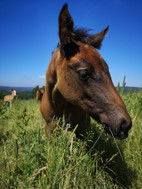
[{"left": 103, "top": 118, "right": 132, "bottom": 140}]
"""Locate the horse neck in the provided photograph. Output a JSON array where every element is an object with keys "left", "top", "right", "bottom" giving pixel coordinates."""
[{"left": 12, "top": 90, "right": 16, "bottom": 97}]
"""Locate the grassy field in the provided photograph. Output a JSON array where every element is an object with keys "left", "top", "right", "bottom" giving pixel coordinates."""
[{"left": 0, "top": 91, "right": 142, "bottom": 188}]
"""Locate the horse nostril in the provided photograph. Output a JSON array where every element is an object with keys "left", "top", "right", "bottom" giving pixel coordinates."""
[
  {"left": 120, "top": 119, "right": 126, "bottom": 131},
  {"left": 120, "top": 118, "right": 132, "bottom": 133}
]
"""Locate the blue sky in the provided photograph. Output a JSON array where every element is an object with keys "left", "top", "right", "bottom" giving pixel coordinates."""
[{"left": 0, "top": 0, "right": 142, "bottom": 87}]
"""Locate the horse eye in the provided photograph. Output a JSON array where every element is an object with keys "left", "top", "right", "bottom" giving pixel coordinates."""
[{"left": 78, "top": 69, "right": 90, "bottom": 80}]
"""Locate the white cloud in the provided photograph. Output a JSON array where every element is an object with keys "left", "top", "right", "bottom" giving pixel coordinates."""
[{"left": 40, "top": 76, "right": 45, "bottom": 78}]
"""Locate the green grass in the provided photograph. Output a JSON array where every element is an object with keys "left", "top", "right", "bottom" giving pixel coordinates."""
[{"left": 0, "top": 92, "right": 142, "bottom": 188}]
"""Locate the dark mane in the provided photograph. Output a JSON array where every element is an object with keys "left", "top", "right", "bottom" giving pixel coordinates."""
[
  {"left": 73, "top": 27, "right": 91, "bottom": 43},
  {"left": 58, "top": 27, "right": 92, "bottom": 56},
  {"left": 73, "top": 26, "right": 109, "bottom": 49}
]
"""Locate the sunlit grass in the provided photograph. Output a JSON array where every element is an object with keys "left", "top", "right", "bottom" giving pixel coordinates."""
[{"left": 0, "top": 92, "right": 142, "bottom": 188}]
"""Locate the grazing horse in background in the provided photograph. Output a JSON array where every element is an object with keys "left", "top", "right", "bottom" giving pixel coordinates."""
[
  {"left": 40, "top": 4, "right": 132, "bottom": 139},
  {"left": 4, "top": 89, "right": 17, "bottom": 109},
  {"left": 36, "top": 89, "right": 44, "bottom": 103}
]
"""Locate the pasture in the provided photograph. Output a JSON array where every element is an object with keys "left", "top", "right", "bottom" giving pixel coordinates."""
[{"left": 0, "top": 91, "right": 142, "bottom": 188}]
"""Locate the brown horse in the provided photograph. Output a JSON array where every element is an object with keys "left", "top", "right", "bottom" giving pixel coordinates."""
[
  {"left": 36, "top": 89, "right": 44, "bottom": 103},
  {"left": 40, "top": 4, "right": 132, "bottom": 139},
  {"left": 4, "top": 89, "right": 17, "bottom": 109}
]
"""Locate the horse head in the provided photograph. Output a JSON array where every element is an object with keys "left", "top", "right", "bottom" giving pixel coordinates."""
[{"left": 55, "top": 4, "right": 132, "bottom": 139}]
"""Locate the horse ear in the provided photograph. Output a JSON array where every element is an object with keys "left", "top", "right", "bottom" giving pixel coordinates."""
[
  {"left": 58, "top": 4, "right": 74, "bottom": 48},
  {"left": 87, "top": 26, "right": 109, "bottom": 49}
]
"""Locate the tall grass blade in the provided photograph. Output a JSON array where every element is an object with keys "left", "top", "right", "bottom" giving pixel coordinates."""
[
  {"left": 15, "top": 139, "right": 18, "bottom": 159},
  {"left": 109, "top": 127, "right": 124, "bottom": 161},
  {"left": 52, "top": 152, "right": 65, "bottom": 189}
]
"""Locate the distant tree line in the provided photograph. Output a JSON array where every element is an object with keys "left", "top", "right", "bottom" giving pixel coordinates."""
[
  {"left": 1, "top": 81, "right": 141, "bottom": 101},
  {"left": 32, "top": 85, "right": 45, "bottom": 98},
  {"left": 0, "top": 85, "right": 45, "bottom": 100},
  {"left": 116, "top": 76, "right": 142, "bottom": 94},
  {"left": 0, "top": 90, "right": 9, "bottom": 100}
]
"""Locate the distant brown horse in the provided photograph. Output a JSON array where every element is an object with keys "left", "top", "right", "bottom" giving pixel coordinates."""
[
  {"left": 40, "top": 4, "right": 132, "bottom": 139},
  {"left": 4, "top": 89, "right": 17, "bottom": 109},
  {"left": 36, "top": 89, "right": 44, "bottom": 103}
]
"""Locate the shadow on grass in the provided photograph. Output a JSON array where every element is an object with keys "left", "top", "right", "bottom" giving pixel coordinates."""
[{"left": 85, "top": 123, "right": 136, "bottom": 188}]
